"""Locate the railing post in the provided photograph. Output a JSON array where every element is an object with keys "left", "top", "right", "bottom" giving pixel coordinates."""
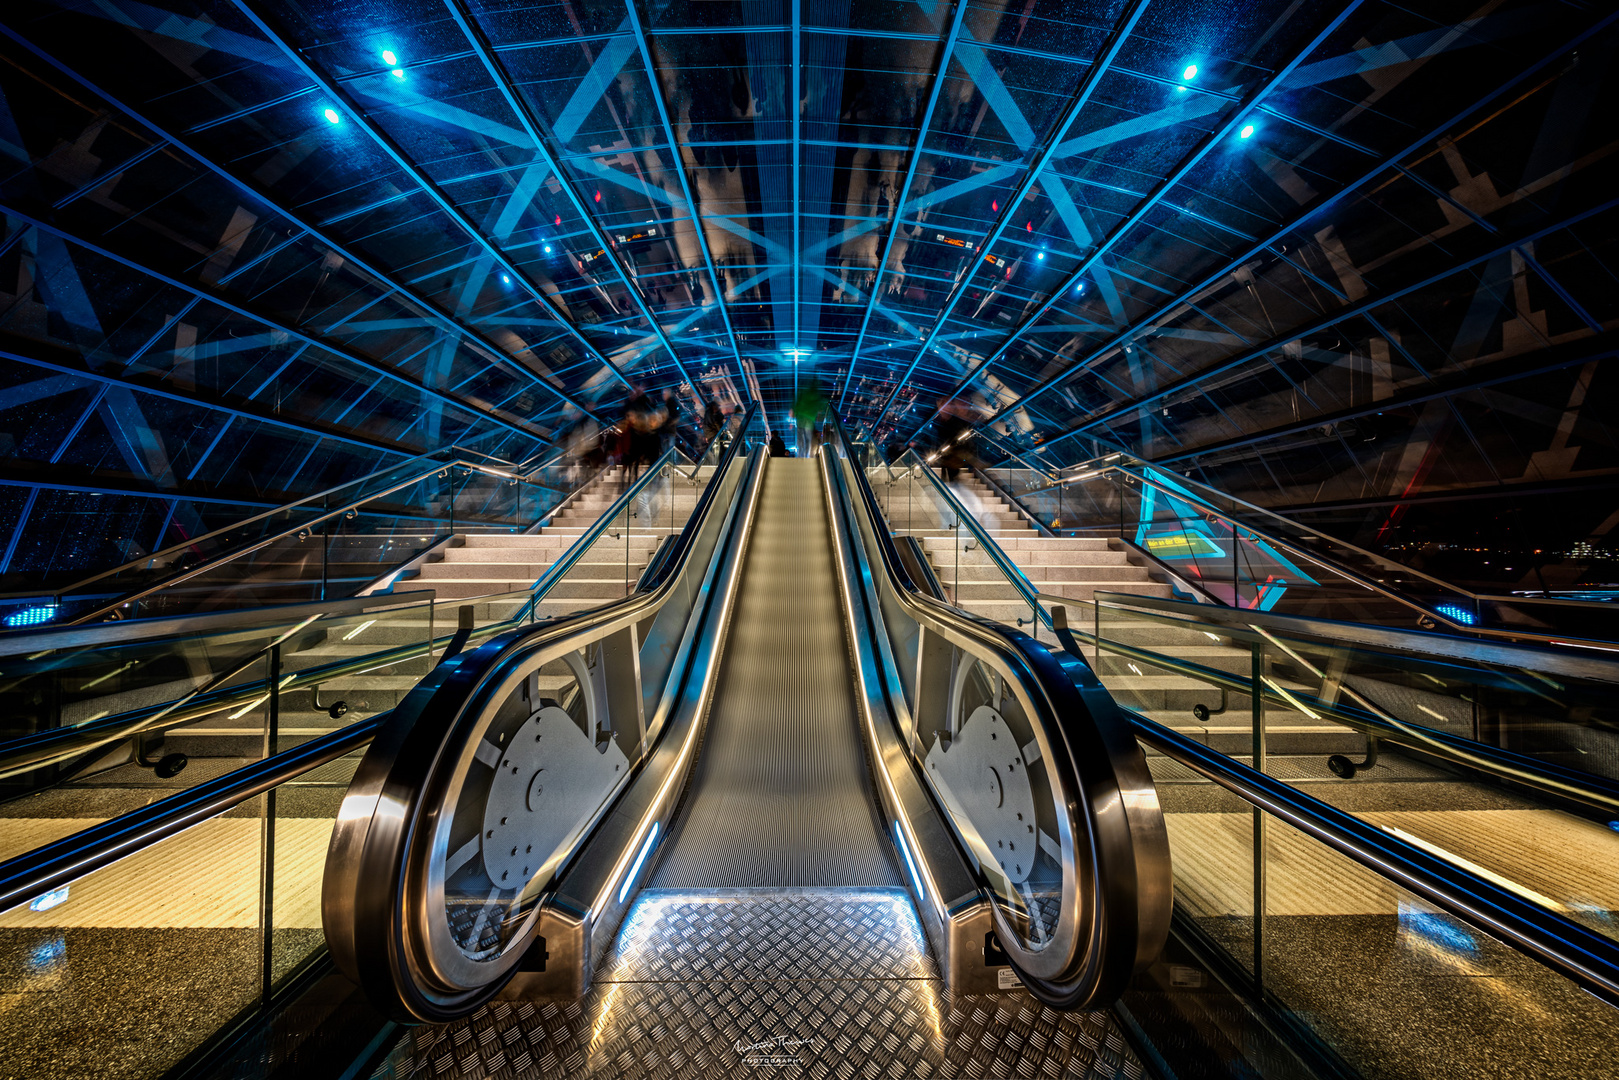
[
  {"left": 1251, "top": 639, "right": 1266, "bottom": 990},
  {"left": 259, "top": 643, "right": 280, "bottom": 1003}
]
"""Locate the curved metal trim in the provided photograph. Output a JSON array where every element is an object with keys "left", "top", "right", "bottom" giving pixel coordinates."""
[
  {"left": 321, "top": 410, "right": 760, "bottom": 1021},
  {"left": 825, "top": 429, "right": 1172, "bottom": 1008}
]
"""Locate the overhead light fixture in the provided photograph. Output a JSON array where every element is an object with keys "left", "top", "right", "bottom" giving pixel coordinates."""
[
  {"left": 381, "top": 49, "right": 397, "bottom": 66},
  {"left": 502, "top": 274, "right": 511, "bottom": 284},
  {"left": 1239, "top": 124, "right": 1255, "bottom": 139},
  {"left": 1182, "top": 64, "right": 1197, "bottom": 81},
  {"left": 391, "top": 68, "right": 405, "bottom": 80},
  {"left": 323, "top": 108, "right": 341, "bottom": 124}
]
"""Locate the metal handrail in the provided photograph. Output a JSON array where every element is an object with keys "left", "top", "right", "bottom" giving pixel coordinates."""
[
  {"left": 0, "top": 713, "right": 386, "bottom": 915},
  {"left": 0, "top": 590, "right": 430, "bottom": 658},
  {"left": 1049, "top": 593, "right": 1619, "bottom": 816},
  {"left": 43, "top": 456, "right": 587, "bottom": 626},
  {"left": 1125, "top": 709, "right": 1619, "bottom": 1009},
  {"left": 981, "top": 452, "right": 1611, "bottom": 648},
  {"left": 1081, "top": 591, "right": 1619, "bottom": 682},
  {"left": 897, "top": 454, "right": 1056, "bottom": 632}
]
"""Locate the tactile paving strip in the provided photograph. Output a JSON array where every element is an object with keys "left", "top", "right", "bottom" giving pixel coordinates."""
[{"left": 370, "top": 890, "right": 1144, "bottom": 1080}]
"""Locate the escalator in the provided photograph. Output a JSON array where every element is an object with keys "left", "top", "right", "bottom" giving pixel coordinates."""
[
  {"left": 308, "top": 426, "right": 1169, "bottom": 1075},
  {"left": 4, "top": 418, "right": 1618, "bottom": 1080}
]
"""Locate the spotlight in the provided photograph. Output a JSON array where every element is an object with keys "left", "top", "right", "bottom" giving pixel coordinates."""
[{"left": 323, "top": 108, "right": 341, "bottom": 124}]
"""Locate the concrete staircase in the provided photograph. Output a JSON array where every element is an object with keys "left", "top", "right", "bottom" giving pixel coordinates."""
[
  {"left": 893, "top": 470, "right": 1362, "bottom": 758},
  {"left": 167, "top": 465, "right": 712, "bottom": 763}
]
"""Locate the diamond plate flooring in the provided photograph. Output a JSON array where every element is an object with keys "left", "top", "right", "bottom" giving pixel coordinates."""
[{"left": 369, "top": 889, "right": 1145, "bottom": 1080}]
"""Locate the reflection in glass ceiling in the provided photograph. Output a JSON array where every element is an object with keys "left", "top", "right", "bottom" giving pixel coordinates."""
[{"left": 0, "top": 0, "right": 1615, "bottom": 583}]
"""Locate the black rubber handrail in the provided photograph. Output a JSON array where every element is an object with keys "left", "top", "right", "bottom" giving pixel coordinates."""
[
  {"left": 0, "top": 714, "right": 385, "bottom": 915},
  {"left": 1128, "top": 708, "right": 1619, "bottom": 1009}
]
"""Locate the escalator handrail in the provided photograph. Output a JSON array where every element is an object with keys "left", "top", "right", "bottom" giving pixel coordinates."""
[
  {"left": 320, "top": 408, "right": 761, "bottom": 1018},
  {"left": 826, "top": 419, "right": 1171, "bottom": 1007},
  {"left": 1125, "top": 707, "right": 1619, "bottom": 1010},
  {"left": 0, "top": 711, "right": 386, "bottom": 916}
]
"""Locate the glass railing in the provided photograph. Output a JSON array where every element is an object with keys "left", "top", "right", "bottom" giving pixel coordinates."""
[
  {"left": 1057, "top": 591, "right": 1619, "bottom": 949},
  {"left": 864, "top": 449, "right": 1057, "bottom": 647},
  {"left": 0, "top": 445, "right": 597, "bottom": 626},
  {"left": 866, "top": 437, "right": 1619, "bottom": 1078},
  {"left": 0, "top": 411, "right": 764, "bottom": 809},
  {"left": 317, "top": 405, "right": 763, "bottom": 1021}
]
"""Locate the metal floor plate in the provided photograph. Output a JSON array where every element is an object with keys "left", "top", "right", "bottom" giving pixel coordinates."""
[{"left": 371, "top": 890, "right": 1145, "bottom": 1080}]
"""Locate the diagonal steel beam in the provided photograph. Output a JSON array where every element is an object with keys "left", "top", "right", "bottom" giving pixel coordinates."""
[
  {"left": 892, "top": 0, "right": 1369, "bottom": 442},
  {"left": 442, "top": 0, "right": 704, "bottom": 402},
  {"left": 228, "top": 0, "right": 640, "bottom": 399},
  {"left": 865, "top": 0, "right": 1151, "bottom": 431},
  {"left": 1, "top": 203, "right": 557, "bottom": 447},
  {"left": 932, "top": 8, "right": 1619, "bottom": 438},
  {"left": 0, "top": 22, "right": 605, "bottom": 427},
  {"left": 620, "top": 0, "right": 749, "bottom": 395},
  {"left": 1, "top": 345, "right": 418, "bottom": 461},
  {"left": 835, "top": 0, "right": 973, "bottom": 412},
  {"left": 1145, "top": 327, "right": 1619, "bottom": 468},
  {"left": 1031, "top": 192, "right": 1619, "bottom": 456}
]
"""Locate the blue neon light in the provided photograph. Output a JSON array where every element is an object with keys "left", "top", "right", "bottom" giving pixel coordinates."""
[
  {"left": 5, "top": 604, "right": 57, "bottom": 628},
  {"left": 1402, "top": 910, "right": 1477, "bottom": 955},
  {"left": 29, "top": 885, "right": 69, "bottom": 912},
  {"left": 618, "top": 821, "right": 659, "bottom": 904},
  {"left": 894, "top": 821, "right": 927, "bottom": 903},
  {"left": 1434, "top": 604, "right": 1477, "bottom": 626}
]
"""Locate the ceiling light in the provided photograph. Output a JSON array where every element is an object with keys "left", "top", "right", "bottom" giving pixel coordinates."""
[
  {"left": 381, "top": 50, "right": 397, "bottom": 66},
  {"left": 502, "top": 274, "right": 511, "bottom": 284},
  {"left": 323, "top": 108, "right": 341, "bottom": 124},
  {"left": 1239, "top": 124, "right": 1255, "bottom": 139},
  {"left": 1182, "top": 64, "right": 1197, "bottom": 81},
  {"left": 391, "top": 68, "right": 405, "bottom": 80},
  {"left": 544, "top": 244, "right": 553, "bottom": 253}
]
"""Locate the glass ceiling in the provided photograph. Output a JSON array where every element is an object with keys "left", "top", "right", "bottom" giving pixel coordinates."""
[{"left": 0, "top": 0, "right": 1615, "bottom": 583}]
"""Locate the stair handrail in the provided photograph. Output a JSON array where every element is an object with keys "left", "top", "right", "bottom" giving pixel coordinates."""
[
  {"left": 25, "top": 454, "right": 581, "bottom": 626},
  {"left": 0, "top": 408, "right": 760, "bottom": 782},
  {"left": 896, "top": 450, "right": 1057, "bottom": 635},
  {"left": 1121, "top": 707, "right": 1619, "bottom": 1010},
  {"left": 988, "top": 451, "right": 1609, "bottom": 647},
  {"left": 1051, "top": 590, "right": 1619, "bottom": 816}
]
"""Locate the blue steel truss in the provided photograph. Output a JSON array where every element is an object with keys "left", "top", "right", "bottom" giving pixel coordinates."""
[{"left": 0, "top": 0, "right": 1613, "bottom": 588}]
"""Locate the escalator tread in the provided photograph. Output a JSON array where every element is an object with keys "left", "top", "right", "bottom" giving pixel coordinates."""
[{"left": 648, "top": 458, "right": 900, "bottom": 888}]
